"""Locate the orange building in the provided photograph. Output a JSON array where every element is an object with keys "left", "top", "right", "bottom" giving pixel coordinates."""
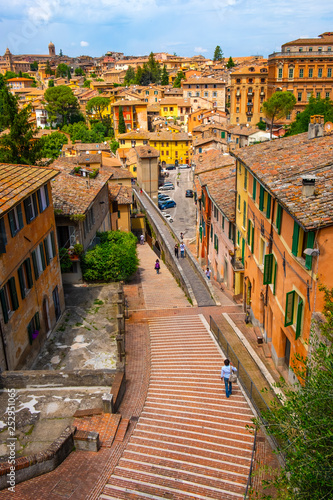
[
  {"left": 233, "top": 128, "right": 333, "bottom": 382},
  {"left": 229, "top": 63, "right": 268, "bottom": 125},
  {"left": 111, "top": 100, "right": 148, "bottom": 137},
  {"left": 0, "top": 164, "right": 65, "bottom": 370},
  {"left": 267, "top": 32, "right": 333, "bottom": 122}
]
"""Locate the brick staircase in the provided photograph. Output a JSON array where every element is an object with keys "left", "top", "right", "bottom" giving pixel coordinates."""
[{"left": 100, "top": 315, "right": 254, "bottom": 500}]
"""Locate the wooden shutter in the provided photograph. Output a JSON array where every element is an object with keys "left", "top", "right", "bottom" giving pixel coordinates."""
[
  {"left": 8, "top": 277, "right": 19, "bottom": 311},
  {"left": 292, "top": 222, "right": 300, "bottom": 256},
  {"left": 295, "top": 299, "right": 303, "bottom": 339},
  {"left": 259, "top": 185, "right": 264, "bottom": 211},
  {"left": 251, "top": 225, "right": 254, "bottom": 254},
  {"left": 44, "top": 185, "right": 50, "bottom": 208},
  {"left": 25, "top": 258, "right": 33, "bottom": 288},
  {"left": 263, "top": 254, "right": 274, "bottom": 284},
  {"left": 0, "top": 289, "right": 9, "bottom": 324},
  {"left": 252, "top": 178, "right": 257, "bottom": 201},
  {"left": 18, "top": 266, "right": 26, "bottom": 300},
  {"left": 32, "top": 250, "right": 39, "bottom": 280},
  {"left": 276, "top": 204, "right": 282, "bottom": 235},
  {"left": 241, "top": 238, "right": 245, "bottom": 264},
  {"left": 247, "top": 220, "right": 251, "bottom": 244},
  {"left": 44, "top": 238, "right": 50, "bottom": 265},
  {"left": 305, "top": 231, "right": 315, "bottom": 270},
  {"left": 266, "top": 194, "right": 271, "bottom": 218},
  {"left": 8, "top": 210, "right": 17, "bottom": 237},
  {"left": 0, "top": 218, "right": 7, "bottom": 254},
  {"left": 285, "top": 291, "right": 295, "bottom": 326},
  {"left": 50, "top": 231, "right": 56, "bottom": 258},
  {"left": 17, "top": 203, "right": 24, "bottom": 229},
  {"left": 24, "top": 197, "right": 33, "bottom": 223},
  {"left": 39, "top": 243, "right": 46, "bottom": 270}
]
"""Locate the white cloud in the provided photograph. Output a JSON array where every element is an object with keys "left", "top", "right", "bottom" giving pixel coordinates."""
[
  {"left": 80, "top": 40, "right": 89, "bottom": 47},
  {"left": 194, "top": 46, "right": 208, "bottom": 53}
]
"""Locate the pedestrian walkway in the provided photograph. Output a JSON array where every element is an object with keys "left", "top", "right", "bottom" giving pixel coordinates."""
[
  {"left": 136, "top": 190, "right": 216, "bottom": 307},
  {"left": 100, "top": 315, "right": 255, "bottom": 499}
]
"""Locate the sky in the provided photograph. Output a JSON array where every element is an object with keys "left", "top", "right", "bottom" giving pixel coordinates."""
[{"left": 0, "top": 0, "right": 332, "bottom": 59}]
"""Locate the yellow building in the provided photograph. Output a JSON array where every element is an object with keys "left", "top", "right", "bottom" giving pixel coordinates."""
[
  {"left": 159, "top": 98, "right": 191, "bottom": 122},
  {"left": 234, "top": 158, "right": 249, "bottom": 296},
  {"left": 111, "top": 100, "right": 148, "bottom": 138},
  {"left": 229, "top": 63, "right": 268, "bottom": 125},
  {"left": 149, "top": 131, "right": 192, "bottom": 165},
  {"left": 116, "top": 131, "right": 150, "bottom": 166}
]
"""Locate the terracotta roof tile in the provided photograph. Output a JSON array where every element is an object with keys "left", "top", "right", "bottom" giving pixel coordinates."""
[
  {"left": 108, "top": 184, "right": 132, "bottom": 204},
  {"left": 134, "top": 146, "right": 159, "bottom": 158},
  {"left": 199, "top": 166, "right": 236, "bottom": 222},
  {"left": 193, "top": 150, "right": 235, "bottom": 175}
]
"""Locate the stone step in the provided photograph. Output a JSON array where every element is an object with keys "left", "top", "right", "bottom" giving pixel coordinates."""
[{"left": 114, "top": 418, "right": 130, "bottom": 442}]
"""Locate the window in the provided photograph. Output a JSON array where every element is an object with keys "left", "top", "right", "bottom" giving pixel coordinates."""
[
  {"left": 259, "top": 237, "right": 266, "bottom": 266},
  {"left": 237, "top": 194, "right": 241, "bottom": 211},
  {"left": 212, "top": 91, "right": 217, "bottom": 97},
  {"left": 288, "top": 67, "right": 294, "bottom": 79},
  {"left": 307, "top": 92, "right": 312, "bottom": 101},
  {"left": 0, "top": 217, "right": 7, "bottom": 254},
  {"left": 195, "top": 92, "right": 200, "bottom": 97},
  {"left": 328, "top": 68, "right": 332, "bottom": 78},
  {"left": 236, "top": 107, "right": 239, "bottom": 113},
  {"left": 299, "top": 69, "right": 304, "bottom": 78},
  {"left": 316, "top": 92, "right": 321, "bottom": 99},
  {"left": 278, "top": 67, "right": 283, "bottom": 79},
  {"left": 18, "top": 258, "right": 33, "bottom": 299},
  {"left": 53, "top": 286, "right": 61, "bottom": 320},
  {"left": 210, "top": 223, "right": 213, "bottom": 241},
  {"left": 27, "top": 312, "right": 40, "bottom": 345},
  {"left": 145, "top": 90, "right": 149, "bottom": 95},
  {"left": 213, "top": 205, "right": 219, "bottom": 221},
  {"left": 252, "top": 178, "right": 257, "bottom": 201},
  {"left": 318, "top": 68, "right": 323, "bottom": 78},
  {"left": 243, "top": 200, "right": 247, "bottom": 228},
  {"left": 24, "top": 193, "right": 38, "bottom": 224},
  {"left": 204, "top": 92, "right": 208, "bottom": 97},
  {"left": 222, "top": 216, "right": 225, "bottom": 231},
  {"left": 244, "top": 169, "right": 248, "bottom": 190},
  {"left": 187, "top": 92, "right": 192, "bottom": 97},
  {"left": 8, "top": 203, "right": 24, "bottom": 237},
  {"left": 259, "top": 185, "right": 265, "bottom": 211},
  {"left": 221, "top": 131, "right": 225, "bottom": 139},
  {"left": 297, "top": 92, "right": 302, "bottom": 102},
  {"left": 266, "top": 193, "right": 271, "bottom": 218},
  {"left": 44, "top": 231, "right": 56, "bottom": 264},
  {"left": 0, "top": 277, "right": 19, "bottom": 323},
  {"left": 308, "top": 68, "right": 313, "bottom": 77},
  {"left": 284, "top": 290, "right": 303, "bottom": 339},
  {"left": 214, "top": 234, "right": 219, "bottom": 254},
  {"left": 275, "top": 204, "right": 283, "bottom": 234},
  {"left": 309, "top": 47, "right": 312, "bottom": 52},
  {"left": 32, "top": 244, "right": 46, "bottom": 280},
  {"left": 228, "top": 223, "right": 234, "bottom": 243},
  {"left": 326, "top": 92, "right": 331, "bottom": 98},
  {"left": 247, "top": 219, "right": 255, "bottom": 253}
]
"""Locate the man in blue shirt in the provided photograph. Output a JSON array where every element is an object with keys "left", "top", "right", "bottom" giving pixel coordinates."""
[{"left": 221, "top": 358, "right": 237, "bottom": 398}]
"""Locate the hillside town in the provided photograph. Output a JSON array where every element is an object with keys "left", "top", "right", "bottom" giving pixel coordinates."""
[{"left": 0, "top": 30, "right": 333, "bottom": 499}]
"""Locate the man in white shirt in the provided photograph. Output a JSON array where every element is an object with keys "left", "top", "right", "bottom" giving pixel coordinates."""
[{"left": 221, "top": 358, "right": 237, "bottom": 398}]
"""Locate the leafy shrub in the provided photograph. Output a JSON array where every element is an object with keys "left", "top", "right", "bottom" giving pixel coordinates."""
[{"left": 81, "top": 231, "right": 138, "bottom": 282}]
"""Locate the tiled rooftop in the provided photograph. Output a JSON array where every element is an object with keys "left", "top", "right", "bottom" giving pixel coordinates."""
[
  {"left": 234, "top": 132, "right": 333, "bottom": 230},
  {"left": 73, "top": 143, "right": 110, "bottom": 152},
  {"left": 135, "top": 146, "right": 159, "bottom": 158},
  {"left": 193, "top": 150, "right": 235, "bottom": 175},
  {"left": 198, "top": 166, "right": 236, "bottom": 222},
  {"left": 149, "top": 131, "right": 191, "bottom": 141},
  {"left": 108, "top": 184, "right": 132, "bottom": 205},
  {"left": 0, "top": 164, "right": 59, "bottom": 216}
]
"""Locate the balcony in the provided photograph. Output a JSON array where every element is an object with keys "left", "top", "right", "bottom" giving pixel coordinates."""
[
  {"left": 247, "top": 91, "right": 253, "bottom": 96},
  {"left": 260, "top": 91, "right": 265, "bottom": 96},
  {"left": 236, "top": 92, "right": 241, "bottom": 97},
  {"left": 247, "top": 102, "right": 253, "bottom": 106},
  {"left": 246, "top": 111, "right": 253, "bottom": 116}
]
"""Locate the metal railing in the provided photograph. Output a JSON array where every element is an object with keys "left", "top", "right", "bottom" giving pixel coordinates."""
[{"left": 244, "top": 428, "right": 257, "bottom": 499}]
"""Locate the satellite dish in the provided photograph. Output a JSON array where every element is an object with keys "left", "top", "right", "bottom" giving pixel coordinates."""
[{"left": 324, "top": 122, "right": 333, "bottom": 133}]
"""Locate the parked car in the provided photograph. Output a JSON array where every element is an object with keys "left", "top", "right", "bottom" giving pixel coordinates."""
[
  {"left": 159, "top": 200, "right": 176, "bottom": 210},
  {"left": 166, "top": 165, "right": 176, "bottom": 170},
  {"left": 163, "top": 213, "right": 173, "bottom": 222},
  {"left": 161, "top": 169, "right": 169, "bottom": 177},
  {"left": 158, "top": 195, "right": 172, "bottom": 202},
  {"left": 159, "top": 183, "right": 174, "bottom": 191},
  {"left": 186, "top": 189, "right": 194, "bottom": 198},
  {"left": 178, "top": 164, "right": 189, "bottom": 169}
]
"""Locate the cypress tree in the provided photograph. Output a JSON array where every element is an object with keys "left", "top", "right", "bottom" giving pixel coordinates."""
[{"left": 118, "top": 106, "right": 126, "bottom": 134}]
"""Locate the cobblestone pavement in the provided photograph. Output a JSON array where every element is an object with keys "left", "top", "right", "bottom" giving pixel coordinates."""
[{"left": 0, "top": 243, "right": 279, "bottom": 499}]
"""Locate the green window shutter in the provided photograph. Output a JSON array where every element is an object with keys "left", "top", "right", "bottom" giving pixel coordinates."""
[
  {"left": 305, "top": 231, "right": 315, "bottom": 270},
  {"left": 216, "top": 237, "right": 218, "bottom": 254},
  {"left": 251, "top": 225, "right": 254, "bottom": 254},
  {"left": 27, "top": 321, "right": 33, "bottom": 345},
  {"left": 221, "top": 131, "right": 225, "bottom": 138},
  {"left": 0, "top": 217, "right": 7, "bottom": 254},
  {"left": 273, "top": 260, "right": 277, "bottom": 295},
  {"left": 44, "top": 238, "right": 50, "bottom": 265},
  {"left": 241, "top": 238, "right": 245, "bottom": 264},
  {"left": 222, "top": 217, "right": 225, "bottom": 230},
  {"left": 259, "top": 185, "right": 264, "bottom": 211},
  {"left": 25, "top": 258, "right": 33, "bottom": 288},
  {"left": 247, "top": 220, "right": 251, "bottom": 244},
  {"left": 263, "top": 254, "right": 274, "bottom": 284},
  {"left": 39, "top": 243, "right": 46, "bottom": 270},
  {"left": 0, "top": 289, "right": 9, "bottom": 324},
  {"left": 292, "top": 222, "right": 300, "bottom": 256},
  {"left": 295, "top": 299, "right": 303, "bottom": 339},
  {"left": 8, "top": 277, "right": 19, "bottom": 311},
  {"left": 244, "top": 170, "right": 248, "bottom": 190},
  {"left": 199, "top": 225, "right": 202, "bottom": 241},
  {"left": 32, "top": 250, "right": 39, "bottom": 280},
  {"left": 285, "top": 291, "right": 295, "bottom": 326},
  {"left": 50, "top": 231, "right": 56, "bottom": 257},
  {"left": 17, "top": 203, "right": 24, "bottom": 229},
  {"left": 252, "top": 178, "right": 257, "bottom": 201},
  {"left": 243, "top": 200, "right": 246, "bottom": 227},
  {"left": 266, "top": 194, "right": 271, "bottom": 218},
  {"left": 18, "top": 266, "right": 26, "bottom": 300},
  {"left": 8, "top": 210, "right": 17, "bottom": 237},
  {"left": 276, "top": 204, "right": 282, "bottom": 234},
  {"left": 34, "top": 312, "right": 40, "bottom": 330},
  {"left": 210, "top": 223, "right": 213, "bottom": 240}
]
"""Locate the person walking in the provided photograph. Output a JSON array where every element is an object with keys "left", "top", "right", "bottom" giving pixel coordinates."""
[
  {"left": 174, "top": 243, "right": 179, "bottom": 258},
  {"left": 205, "top": 267, "right": 211, "bottom": 280},
  {"left": 140, "top": 234, "right": 144, "bottom": 245},
  {"left": 180, "top": 232, "right": 184, "bottom": 241},
  {"left": 221, "top": 359, "right": 237, "bottom": 398},
  {"left": 155, "top": 259, "right": 160, "bottom": 274},
  {"left": 180, "top": 242, "right": 185, "bottom": 258}
]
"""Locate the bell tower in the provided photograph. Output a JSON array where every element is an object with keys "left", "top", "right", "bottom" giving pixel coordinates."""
[
  {"left": 4, "top": 48, "right": 13, "bottom": 72},
  {"left": 48, "top": 42, "right": 55, "bottom": 57}
]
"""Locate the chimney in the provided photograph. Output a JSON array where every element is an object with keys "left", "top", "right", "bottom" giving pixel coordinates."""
[
  {"left": 308, "top": 115, "right": 324, "bottom": 139},
  {"left": 302, "top": 175, "right": 316, "bottom": 197}
]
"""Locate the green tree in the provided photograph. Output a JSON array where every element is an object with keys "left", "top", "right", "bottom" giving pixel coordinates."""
[
  {"left": 4, "top": 71, "right": 18, "bottom": 81},
  {"left": 110, "top": 138, "right": 119, "bottom": 154},
  {"left": 135, "top": 66, "right": 143, "bottom": 85},
  {"left": 86, "top": 96, "right": 110, "bottom": 121},
  {"left": 48, "top": 79, "right": 55, "bottom": 88},
  {"left": 90, "top": 72, "right": 97, "bottom": 78},
  {"left": 81, "top": 231, "right": 138, "bottom": 282},
  {"left": 56, "top": 63, "right": 70, "bottom": 78},
  {"left": 44, "top": 85, "right": 79, "bottom": 125},
  {"left": 45, "top": 60, "right": 53, "bottom": 76},
  {"left": 83, "top": 79, "right": 91, "bottom": 88},
  {"left": 59, "top": 49, "right": 63, "bottom": 57},
  {"left": 262, "top": 91, "right": 296, "bottom": 138},
  {"left": 213, "top": 45, "right": 224, "bottom": 61},
  {"left": 0, "top": 86, "right": 43, "bottom": 164},
  {"left": 226, "top": 56, "right": 235, "bottom": 68},
  {"left": 74, "top": 67, "right": 85, "bottom": 76},
  {"left": 287, "top": 96, "right": 333, "bottom": 136},
  {"left": 124, "top": 66, "right": 135, "bottom": 85},
  {"left": 40, "top": 131, "right": 68, "bottom": 159},
  {"left": 258, "top": 285, "right": 333, "bottom": 500},
  {"left": 256, "top": 120, "right": 266, "bottom": 131},
  {"left": 30, "top": 61, "right": 38, "bottom": 71},
  {"left": 161, "top": 65, "right": 169, "bottom": 85},
  {"left": 62, "top": 122, "right": 105, "bottom": 143},
  {"left": 173, "top": 70, "right": 186, "bottom": 88},
  {"left": 147, "top": 52, "right": 161, "bottom": 84},
  {"left": 118, "top": 106, "right": 126, "bottom": 134}
]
